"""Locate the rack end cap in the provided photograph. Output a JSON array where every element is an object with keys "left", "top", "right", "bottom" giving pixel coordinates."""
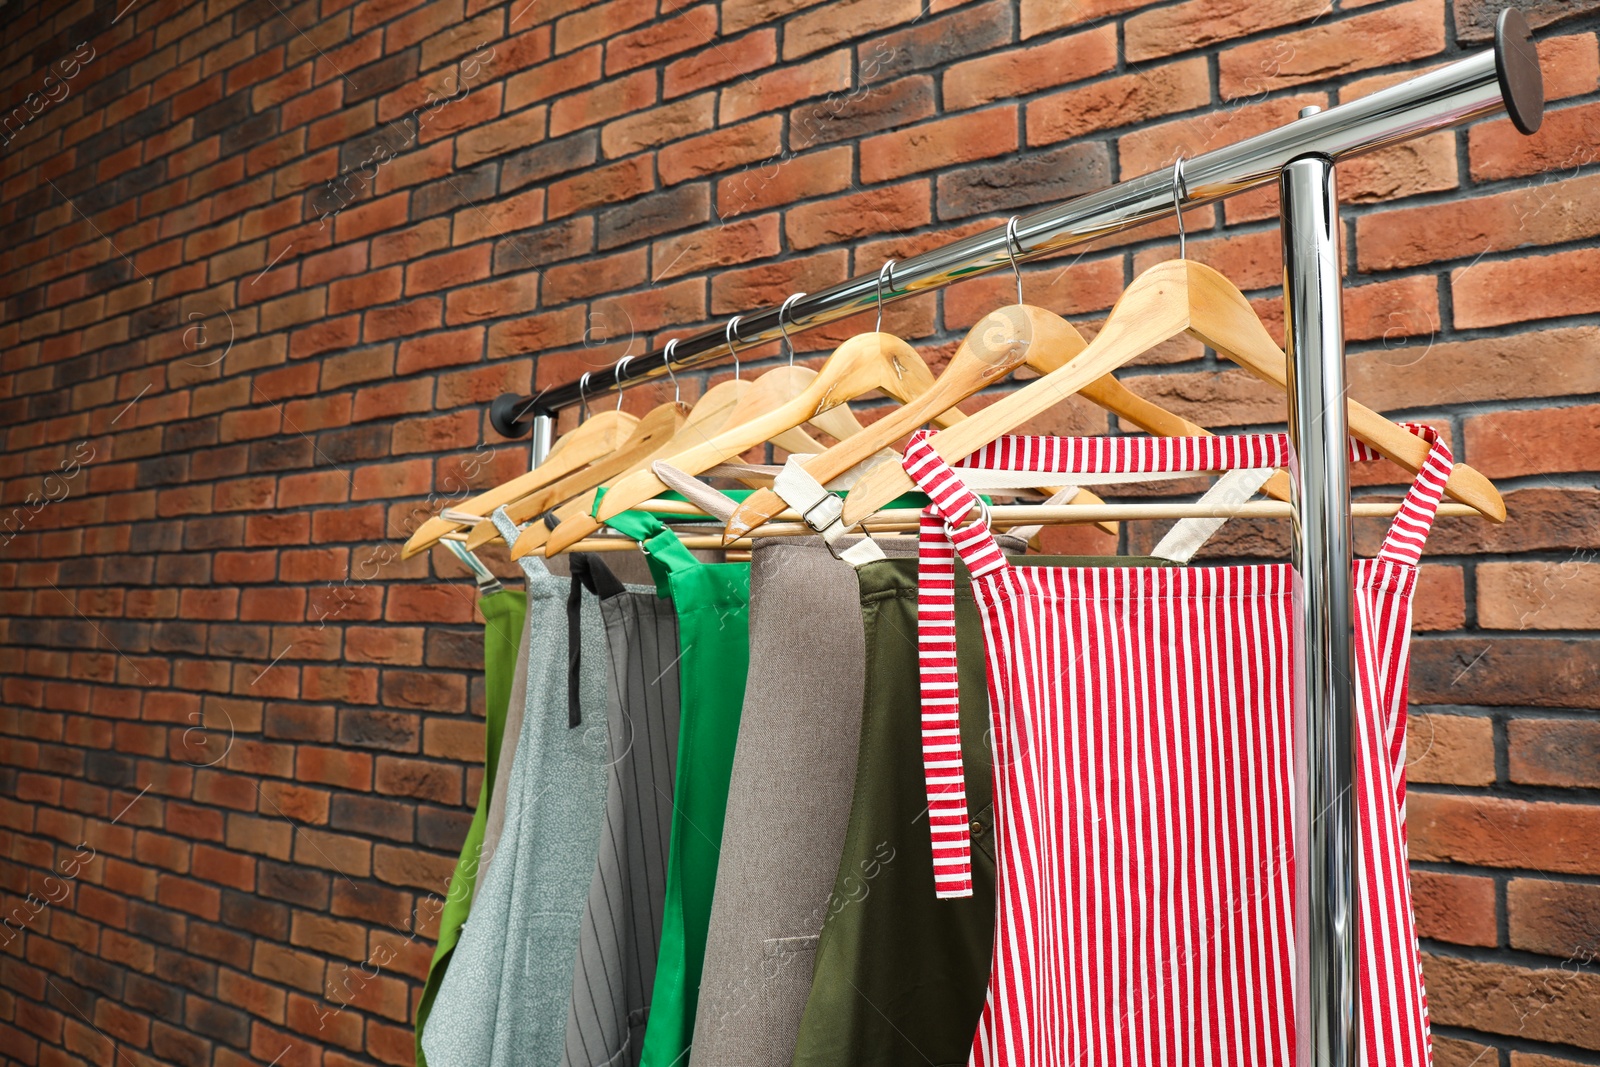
[
  {"left": 490, "top": 392, "right": 539, "bottom": 439},
  {"left": 1496, "top": 7, "right": 1544, "bottom": 136}
]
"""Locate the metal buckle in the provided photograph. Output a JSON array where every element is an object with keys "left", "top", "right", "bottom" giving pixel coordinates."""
[
  {"left": 942, "top": 497, "right": 991, "bottom": 540},
  {"left": 800, "top": 491, "right": 844, "bottom": 532}
]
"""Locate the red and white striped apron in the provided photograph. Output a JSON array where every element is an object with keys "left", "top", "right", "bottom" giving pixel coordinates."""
[{"left": 903, "top": 428, "right": 1447, "bottom": 1067}]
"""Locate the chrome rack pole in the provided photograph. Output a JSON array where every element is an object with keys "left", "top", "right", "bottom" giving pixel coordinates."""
[
  {"left": 1281, "top": 129, "right": 1359, "bottom": 1067},
  {"left": 488, "top": 9, "right": 1542, "bottom": 436},
  {"left": 529, "top": 411, "right": 554, "bottom": 467}
]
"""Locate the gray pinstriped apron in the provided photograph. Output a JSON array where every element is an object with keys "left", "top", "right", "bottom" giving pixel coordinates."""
[{"left": 563, "top": 565, "right": 683, "bottom": 1067}]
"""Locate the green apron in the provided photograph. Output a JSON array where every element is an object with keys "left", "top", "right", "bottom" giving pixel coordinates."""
[
  {"left": 791, "top": 554, "right": 1175, "bottom": 1067},
  {"left": 603, "top": 509, "right": 751, "bottom": 1067},
  {"left": 415, "top": 588, "right": 525, "bottom": 1067}
]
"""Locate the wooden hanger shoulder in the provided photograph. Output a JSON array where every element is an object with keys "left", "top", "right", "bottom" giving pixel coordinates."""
[
  {"left": 401, "top": 409, "right": 637, "bottom": 559},
  {"left": 595, "top": 333, "right": 928, "bottom": 522},
  {"left": 722, "top": 308, "right": 1074, "bottom": 539},
  {"left": 1178, "top": 260, "right": 1505, "bottom": 520},
  {"left": 844, "top": 258, "right": 1504, "bottom": 524},
  {"left": 491, "top": 401, "right": 686, "bottom": 530},
  {"left": 532, "top": 378, "right": 757, "bottom": 556},
  {"left": 840, "top": 284, "right": 1191, "bottom": 523}
]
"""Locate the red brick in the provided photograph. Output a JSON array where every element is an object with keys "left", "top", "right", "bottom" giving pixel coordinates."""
[
  {"left": 720, "top": 48, "right": 852, "bottom": 124},
  {"left": 1406, "top": 713, "right": 1494, "bottom": 786},
  {"left": 607, "top": 4, "right": 719, "bottom": 72},
  {"left": 652, "top": 216, "right": 780, "bottom": 280},
  {"left": 1412, "top": 795, "right": 1600, "bottom": 876},
  {"left": 1454, "top": 248, "right": 1600, "bottom": 329},
  {"left": 444, "top": 275, "right": 539, "bottom": 325},
  {"left": 861, "top": 107, "right": 1018, "bottom": 184},
  {"left": 375, "top": 756, "right": 461, "bottom": 804},
  {"left": 1508, "top": 877, "right": 1600, "bottom": 959},
  {"left": 1347, "top": 327, "right": 1600, "bottom": 409},
  {"left": 1359, "top": 171, "right": 1600, "bottom": 272},
  {"left": 1477, "top": 561, "right": 1600, "bottom": 631},
  {"left": 665, "top": 28, "right": 776, "bottom": 97},
  {"left": 1464, "top": 404, "right": 1600, "bottom": 479},
  {"left": 777, "top": 0, "right": 908, "bottom": 58},
  {"left": 706, "top": 250, "right": 843, "bottom": 319},
  {"left": 1124, "top": 0, "right": 1328, "bottom": 63},
  {"left": 1410, "top": 563, "right": 1464, "bottom": 632},
  {"left": 1118, "top": 92, "right": 1326, "bottom": 178},
  {"left": 717, "top": 144, "right": 852, "bottom": 219},
  {"left": 1425, "top": 954, "right": 1600, "bottom": 1052},
  {"left": 1507, "top": 719, "right": 1600, "bottom": 789},
  {"left": 543, "top": 247, "right": 647, "bottom": 304},
  {"left": 504, "top": 45, "right": 605, "bottom": 112},
  {"left": 300, "top": 747, "right": 374, "bottom": 790},
  {"left": 1469, "top": 100, "right": 1600, "bottom": 183},
  {"left": 1030, "top": 59, "right": 1210, "bottom": 147},
  {"left": 405, "top": 245, "right": 492, "bottom": 295},
  {"left": 946, "top": 26, "right": 1117, "bottom": 111},
  {"left": 335, "top": 192, "right": 411, "bottom": 243},
  {"left": 1411, "top": 870, "right": 1497, "bottom": 947},
  {"left": 1220, "top": 0, "right": 1445, "bottom": 99},
  {"left": 364, "top": 296, "right": 444, "bottom": 342},
  {"left": 450, "top": 187, "right": 547, "bottom": 244},
  {"left": 548, "top": 156, "right": 654, "bottom": 219},
  {"left": 329, "top": 267, "right": 403, "bottom": 314},
  {"left": 455, "top": 105, "right": 549, "bottom": 167},
  {"left": 785, "top": 181, "right": 930, "bottom": 250},
  {"left": 550, "top": 68, "right": 655, "bottom": 138},
  {"left": 659, "top": 115, "right": 783, "bottom": 185},
  {"left": 396, "top": 327, "right": 486, "bottom": 374}
]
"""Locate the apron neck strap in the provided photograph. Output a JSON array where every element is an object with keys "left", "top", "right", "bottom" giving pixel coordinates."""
[
  {"left": 902, "top": 429, "right": 1009, "bottom": 579},
  {"left": 1363, "top": 423, "right": 1453, "bottom": 568},
  {"left": 600, "top": 508, "right": 701, "bottom": 596}
]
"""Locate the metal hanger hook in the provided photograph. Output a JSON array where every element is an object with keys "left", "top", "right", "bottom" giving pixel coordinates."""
[
  {"left": 613, "top": 355, "right": 632, "bottom": 410},
  {"left": 725, "top": 316, "right": 743, "bottom": 380},
  {"left": 875, "top": 260, "right": 895, "bottom": 333},
  {"left": 778, "top": 292, "right": 806, "bottom": 366},
  {"left": 1172, "top": 155, "right": 1189, "bottom": 260},
  {"left": 662, "top": 339, "right": 681, "bottom": 404},
  {"left": 1004, "top": 217, "right": 1025, "bottom": 305}
]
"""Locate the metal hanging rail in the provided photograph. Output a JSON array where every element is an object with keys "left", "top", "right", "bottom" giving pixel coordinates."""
[
  {"left": 488, "top": 8, "right": 1542, "bottom": 440},
  {"left": 486, "top": 12, "right": 1544, "bottom": 1067}
]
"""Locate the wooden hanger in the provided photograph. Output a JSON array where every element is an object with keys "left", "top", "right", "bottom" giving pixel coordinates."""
[
  {"left": 532, "top": 361, "right": 874, "bottom": 557},
  {"left": 587, "top": 330, "right": 951, "bottom": 526},
  {"left": 400, "top": 407, "right": 638, "bottom": 560},
  {"left": 842, "top": 258, "right": 1505, "bottom": 525},
  {"left": 459, "top": 397, "right": 687, "bottom": 550},
  {"left": 503, "top": 377, "right": 753, "bottom": 556},
  {"left": 720, "top": 305, "right": 1292, "bottom": 541}
]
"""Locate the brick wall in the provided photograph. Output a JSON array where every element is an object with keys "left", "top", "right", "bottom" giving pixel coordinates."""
[{"left": 1, "top": 0, "right": 1598, "bottom": 1064}]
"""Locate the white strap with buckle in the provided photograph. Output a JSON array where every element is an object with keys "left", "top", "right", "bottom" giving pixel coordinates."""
[{"left": 773, "top": 457, "right": 887, "bottom": 566}]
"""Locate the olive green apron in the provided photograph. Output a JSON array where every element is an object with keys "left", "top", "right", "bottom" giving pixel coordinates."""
[
  {"left": 602, "top": 509, "right": 751, "bottom": 1067},
  {"left": 415, "top": 588, "right": 525, "bottom": 1067},
  {"left": 791, "top": 554, "right": 1175, "bottom": 1067}
]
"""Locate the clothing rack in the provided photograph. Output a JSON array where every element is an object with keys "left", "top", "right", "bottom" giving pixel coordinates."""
[{"left": 484, "top": 10, "right": 1545, "bottom": 1066}]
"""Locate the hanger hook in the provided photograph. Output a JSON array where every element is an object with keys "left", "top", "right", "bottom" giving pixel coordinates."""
[
  {"left": 1172, "top": 155, "right": 1189, "bottom": 260},
  {"left": 613, "top": 354, "right": 632, "bottom": 410},
  {"left": 577, "top": 372, "right": 592, "bottom": 420},
  {"left": 725, "top": 316, "right": 742, "bottom": 380},
  {"left": 661, "top": 339, "right": 681, "bottom": 404},
  {"left": 1004, "top": 217, "right": 1025, "bottom": 305},
  {"left": 778, "top": 292, "right": 806, "bottom": 367},
  {"left": 875, "top": 260, "right": 895, "bottom": 333}
]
